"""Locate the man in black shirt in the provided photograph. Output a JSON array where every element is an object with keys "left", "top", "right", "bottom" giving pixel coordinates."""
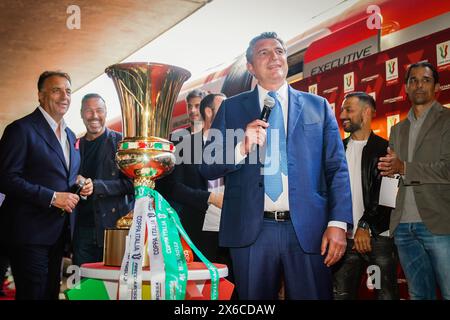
[
  {"left": 333, "top": 92, "right": 398, "bottom": 299},
  {"left": 73, "top": 93, "right": 134, "bottom": 266}
]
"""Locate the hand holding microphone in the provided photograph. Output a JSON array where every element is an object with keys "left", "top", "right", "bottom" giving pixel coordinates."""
[
  {"left": 242, "top": 95, "right": 275, "bottom": 155},
  {"left": 54, "top": 177, "right": 93, "bottom": 216},
  {"left": 53, "top": 192, "right": 80, "bottom": 215},
  {"left": 260, "top": 95, "right": 275, "bottom": 122},
  {"left": 77, "top": 176, "right": 93, "bottom": 197}
]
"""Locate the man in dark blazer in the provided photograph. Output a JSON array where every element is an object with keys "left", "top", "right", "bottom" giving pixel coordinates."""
[
  {"left": 378, "top": 62, "right": 450, "bottom": 299},
  {"left": 200, "top": 32, "right": 352, "bottom": 299},
  {"left": 159, "top": 93, "right": 226, "bottom": 262},
  {"left": 0, "top": 71, "right": 90, "bottom": 299},
  {"left": 73, "top": 93, "right": 134, "bottom": 266},
  {"left": 156, "top": 89, "right": 208, "bottom": 213}
]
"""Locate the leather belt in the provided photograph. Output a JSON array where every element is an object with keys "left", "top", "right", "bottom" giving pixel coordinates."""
[{"left": 264, "top": 211, "right": 290, "bottom": 221}]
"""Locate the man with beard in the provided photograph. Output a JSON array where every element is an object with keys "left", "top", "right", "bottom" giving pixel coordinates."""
[
  {"left": 378, "top": 62, "right": 450, "bottom": 299},
  {"left": 160, "top": 93, "right": 226, "bottom": 262},
  {"left": 155, "top": 90, "right": 207, "bottom": 214},
  {"left": 333, "top": 92, "right": 399, "bottom": 300},
  {"left": 73, "top": 93, "right": 134, "bottom": 266}
]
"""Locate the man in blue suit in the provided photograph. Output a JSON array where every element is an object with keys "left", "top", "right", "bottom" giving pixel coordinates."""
[
  {"left": 200, "top": 32, "right": 352, "bottom": 299},
  {"left": 0, "top": 71, "right": 91, "bottom": 299}
]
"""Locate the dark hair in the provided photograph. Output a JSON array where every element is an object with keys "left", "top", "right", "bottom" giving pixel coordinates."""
[
  {"left": 405, "top": 61, "right": 439, "bottom": 84},
  {"left": 37, "top": 71, "right": 71, "bottom": 91},
  {"left": 200, "top": 93, "right": 226, "bottom": 120},
  {"left": 81, "top": 93, "right": 106, "bottom": 110},
  {"left": 345, "top": 91, "right": 376, "bottom": 111},
  {"left": 246, "top": 32, "right": 287, "bottom": 64},
  {"left": 186, "top": 89, "right": 207, "bottom": 103}
]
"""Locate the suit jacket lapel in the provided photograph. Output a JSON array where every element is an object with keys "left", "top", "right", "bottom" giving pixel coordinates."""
[
  {"left": 79, "top": 135, "right": 86, "bottom": 172},
  {"left": 241, "top": 85, "right": 304, "bottom": 142},
  {"left": 192, "top": 131, "right": 207, "bottom": 188},
  {"left": 413, "top": 102, "right": 441, "bottom": 156},
  {"left": 66, "top": 128, "right": 78, "bottom": 175},
  {"left": 242, "top": 87, "right": 260, "bottom": 122},
  {"left": 287, "top": 86, "right": 304, "bottom": 141},
  {"left": 31, "top": 108, "right": 68, "bottom": 172},
  {"left": 398, "top": 120, "right": 410, "bottom": 161}
]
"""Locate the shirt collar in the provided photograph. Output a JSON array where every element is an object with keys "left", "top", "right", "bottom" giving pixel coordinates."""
[
  {"left": 407, "top": 101, "right": 435, "bottom": 124},
  {"left": 38, "top": 106, "right": 67, "bottom": 132},
  {"left": 257, "top": 81, "right": 288, "bottom": 108}
]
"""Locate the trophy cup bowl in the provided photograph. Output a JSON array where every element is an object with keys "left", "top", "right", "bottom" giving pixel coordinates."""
[{"left": 103, "top": 62, "right": 191, "bottom": 266}]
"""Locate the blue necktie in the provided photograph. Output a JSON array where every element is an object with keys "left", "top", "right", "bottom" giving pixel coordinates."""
[{"left": 264, "top": 91, "right": 288, "bottom": 202}]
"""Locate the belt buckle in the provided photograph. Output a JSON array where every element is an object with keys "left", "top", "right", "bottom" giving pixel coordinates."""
[{"left": 274, "top": 211, "right": 284, "bottom": 222}]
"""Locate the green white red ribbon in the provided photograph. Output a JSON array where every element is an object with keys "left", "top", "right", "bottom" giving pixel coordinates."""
[{"left": 119, "top": 185, "right": 219, "bottom": 300}]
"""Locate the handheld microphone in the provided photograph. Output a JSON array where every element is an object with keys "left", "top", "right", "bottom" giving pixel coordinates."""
[
  {"left": 250, "top": 95, "right": 276, "bottom": 153},
  {"left": 260, "top": 96, "right": 276, "bottom": 122},
  {"left": 60, "top": 179, "right": 86, "bottom": 216},
  {"left": 74, "top": 179, "right": 86, "bottom": 195}
]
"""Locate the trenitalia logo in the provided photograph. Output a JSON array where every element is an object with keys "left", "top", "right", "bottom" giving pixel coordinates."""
[
  {"left": 385, "top": 58, "right": 398, "bottom": 82},
  {"left": 437, "top": 41, "right": 450, "bottom": 67}
]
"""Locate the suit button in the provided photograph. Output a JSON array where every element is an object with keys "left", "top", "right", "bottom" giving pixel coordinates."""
[
  {"left": 258, "top": 182, "right": 263, "bottom": 187},
  {"left": 112, "top": 172, "right": 116, "bottom": 176},
  {"left": 112, "top": 208, "right": 116, "bottom": 213}
]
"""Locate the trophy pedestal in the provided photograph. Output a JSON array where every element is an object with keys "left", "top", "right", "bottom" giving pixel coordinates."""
[
  {"left": 69, "top": 262, "right": 234, "bottom": 300},
  {"left": 103, "top": 228, "right": 150, "bottom": 267},
  {"left": 103, "top": 228, "right": 129, "bottom": 267}
]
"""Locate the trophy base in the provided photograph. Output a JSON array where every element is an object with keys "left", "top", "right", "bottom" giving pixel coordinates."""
[
  {"left": 103, "top": 229, "right": 151, "bottom": 267},
  {"left": 104, "top": 228, "right": 128, "bottom": 267}
]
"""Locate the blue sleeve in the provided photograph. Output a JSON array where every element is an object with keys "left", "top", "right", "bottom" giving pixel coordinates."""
[
  {"left": 199, "top": 99, "right": 240, "bottom": 180},
  {"left": 0, "top": 123, "right": 54, "bottom": 207},
  {"left": 322, "top": 98, "right": 353, "bottom": 225}
]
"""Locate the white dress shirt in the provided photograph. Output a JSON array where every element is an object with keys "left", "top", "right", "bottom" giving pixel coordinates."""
[
  {"left": 235, "top": 83, "right": 346, "bottom": 231},
  {"left": 38, "top": 106, "right": 70, "bottom": 168},
  {"left": 39, "top": 106, "right": 70, "bottom": 207}
]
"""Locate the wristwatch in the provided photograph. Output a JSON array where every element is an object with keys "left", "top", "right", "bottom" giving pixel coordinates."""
[{"left": 357, "top": 220, "right": 370, "bottom": 230}]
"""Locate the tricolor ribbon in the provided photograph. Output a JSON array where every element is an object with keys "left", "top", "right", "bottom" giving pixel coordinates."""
[{"left": 118, "top": 185, "right": 219, "bottom": 300}]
